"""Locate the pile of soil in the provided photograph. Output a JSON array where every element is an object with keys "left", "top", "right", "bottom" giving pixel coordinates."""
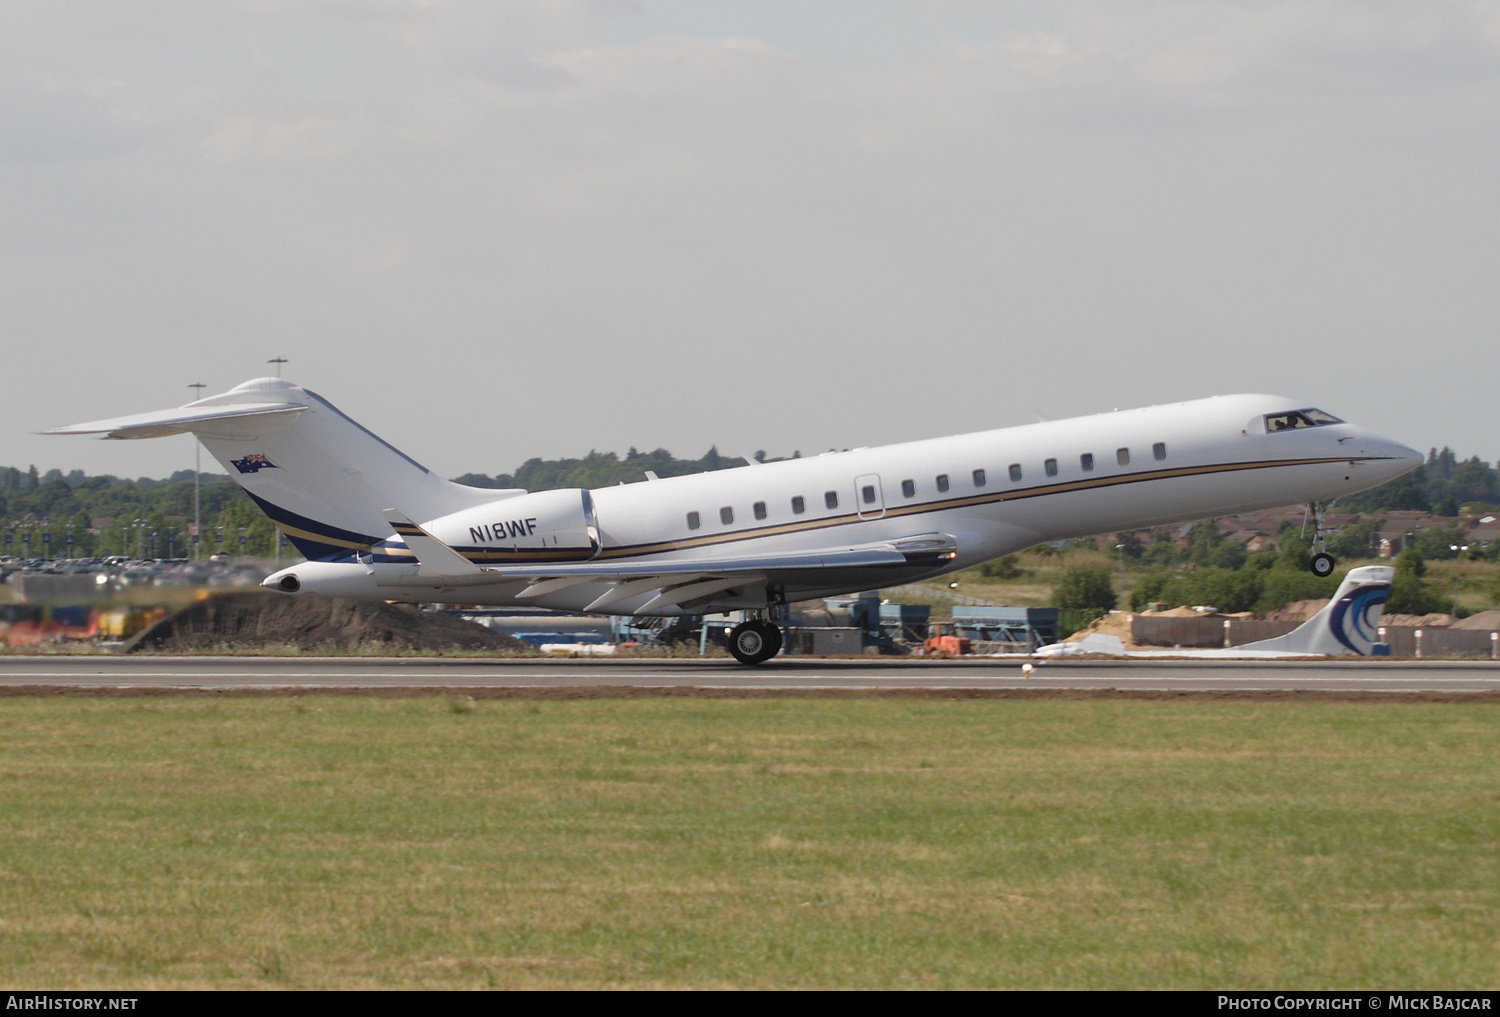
[
  {"left": 122, "top": 591, "right": 529, "bottom": 654},
  {"left": 1258, "top": 598, "right": 1328, "bottom": 622},
  {"left": 1381, "top": 613, "right": 1454, "bottom": 629},
  {"left": 1063, "top": 610, "right": 1140, "bottom": 648}
]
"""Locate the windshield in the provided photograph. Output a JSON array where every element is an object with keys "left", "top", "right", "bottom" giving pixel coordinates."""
[{"left": 1265, "top": 408, "right": 1343, "bottom": 432}]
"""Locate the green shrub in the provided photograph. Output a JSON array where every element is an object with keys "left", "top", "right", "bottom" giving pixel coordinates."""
[{"left": 1052, "top": 566, "right": 1117, "bottom": 611}]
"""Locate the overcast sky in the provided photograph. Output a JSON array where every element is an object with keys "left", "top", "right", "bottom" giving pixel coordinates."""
[{"left": 4, "top": 1, "right": 1497, "bottom": 482}]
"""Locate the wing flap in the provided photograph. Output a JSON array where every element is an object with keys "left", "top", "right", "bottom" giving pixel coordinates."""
[{"left": 481, "top": 532, "right": 955, "bottom": 581}]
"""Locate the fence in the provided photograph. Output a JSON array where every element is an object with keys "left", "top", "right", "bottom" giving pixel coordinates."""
[
  {"left": 1130, "top": 615, "right": 1301, "bottom": 649},
  {"left": 1378, "top": 627, "right": 1500, "bottom": 658}
]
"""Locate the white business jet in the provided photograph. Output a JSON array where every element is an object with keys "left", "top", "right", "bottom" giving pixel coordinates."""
[{"left": 46, "top": 379, "right": 1420, "bottom": 663}]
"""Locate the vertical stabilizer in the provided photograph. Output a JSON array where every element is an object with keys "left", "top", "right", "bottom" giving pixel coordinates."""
[
  {"left": 1235, "top": 565, "right": 1394, "bottom": 655},
  {"left": 45, "top": 378, "right": 516, "bottom": 561}
]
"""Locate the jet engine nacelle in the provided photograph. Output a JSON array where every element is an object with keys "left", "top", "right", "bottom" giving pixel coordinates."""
[{"left": 423, "top": 488, "right": 600, "bottom": 559}]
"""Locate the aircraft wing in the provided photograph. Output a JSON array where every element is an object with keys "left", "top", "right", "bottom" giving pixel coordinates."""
[
  {"left": 499, "top": 534, "right": 954, "bottom": 613},
  {"left": 383, "top": 530, "right": 957, "bottom": 613}
]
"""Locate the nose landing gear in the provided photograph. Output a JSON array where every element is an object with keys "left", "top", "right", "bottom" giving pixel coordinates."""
[
  {"left": 727, "top": 618, "right": 783, "bottom": 665},
  {"left": 1306, "top": 500, "right": 1337, "bottom": 577}
]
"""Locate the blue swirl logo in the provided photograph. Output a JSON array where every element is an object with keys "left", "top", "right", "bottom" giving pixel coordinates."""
[{"left": 1327, "top": 584, "right": 1389, "bottom": 655}]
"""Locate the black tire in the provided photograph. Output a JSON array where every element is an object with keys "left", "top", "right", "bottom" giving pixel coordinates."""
[
  {"left": 758, "top": 620, "right": 783, "bottom": 659},
  {"left": 728, "top": 620, "right": 781, "bottom": 665},
  {"left": 1310, "top": 552, "right": 1335, "bottom": 578}
]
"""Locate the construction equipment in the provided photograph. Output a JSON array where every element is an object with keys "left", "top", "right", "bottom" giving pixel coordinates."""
[{"left": 922, "top": 621, "right": 971, "bottom": 657}]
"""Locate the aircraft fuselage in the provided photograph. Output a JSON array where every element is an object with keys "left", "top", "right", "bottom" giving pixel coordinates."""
[{"left": 272, "top": 393, "right": 1419, "bottom": 615}]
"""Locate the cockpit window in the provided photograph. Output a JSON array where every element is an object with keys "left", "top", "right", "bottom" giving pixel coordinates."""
[{"left": 1265, "top": 408, "right": 1343, "bottom": 432}]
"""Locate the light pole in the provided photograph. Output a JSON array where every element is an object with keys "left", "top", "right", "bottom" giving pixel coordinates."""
[
  {"left": 188, "top": 382, "right": 206, "bottom": 559},
  {"left": 1450, "top": 544, "right": 1469, "bottom": 617}
]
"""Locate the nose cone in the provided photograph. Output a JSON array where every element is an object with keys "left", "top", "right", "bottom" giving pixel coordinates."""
[
  {"left": 1385, "top": 439, "right": 1424, "bottom": 476},
  {"left": 1361, "top": 436, "right": 1424, "bottom": 487}
]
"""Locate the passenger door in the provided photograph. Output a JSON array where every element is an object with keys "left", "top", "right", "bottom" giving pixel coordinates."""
[{"left": 854, "top": 474, "right": 885, "bottom": 520}]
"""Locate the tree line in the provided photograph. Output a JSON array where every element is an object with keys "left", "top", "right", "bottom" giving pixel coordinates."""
[
  {"left": 1, "top": 447, "right": 771, "bottom": 558},
  {"left": 1045, "top": 514, "right": 1488, "bottom": 618},
  {"left": 1341, "top": 447, "right": 1500, "bottom": 515},
  {"left": 451, "top": 445, "right": 798, "bottom": 492}
]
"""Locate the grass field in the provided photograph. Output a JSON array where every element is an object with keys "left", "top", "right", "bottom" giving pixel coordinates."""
[{"left": 0, "top": 696, "right": 1496, "bottom": 989}]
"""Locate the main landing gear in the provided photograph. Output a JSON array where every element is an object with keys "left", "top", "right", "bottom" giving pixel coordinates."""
[
  {"left": 727, "top": 618, "right": 783, "bottom": 665},
  {"left": 1306, "top": 500, "right": 1336, "bottom": 578}
]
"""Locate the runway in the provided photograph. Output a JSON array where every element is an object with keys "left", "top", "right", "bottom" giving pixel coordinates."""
[{"left": 2, "top": 654, "right": 1499, "bottom": 695}]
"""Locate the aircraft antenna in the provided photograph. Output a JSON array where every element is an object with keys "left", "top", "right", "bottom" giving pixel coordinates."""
[{"left": 268, "top": 356, "right": 288, "bottom": 378}]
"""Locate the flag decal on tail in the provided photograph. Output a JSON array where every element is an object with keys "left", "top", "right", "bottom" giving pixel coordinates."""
[{"left": 231, "top": 454, "right": 278, "bottom": 474}]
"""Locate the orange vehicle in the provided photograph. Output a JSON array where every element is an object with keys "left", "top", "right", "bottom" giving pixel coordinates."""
[{"left": 923, "top": 622, "right": 971, "bottom": 657}]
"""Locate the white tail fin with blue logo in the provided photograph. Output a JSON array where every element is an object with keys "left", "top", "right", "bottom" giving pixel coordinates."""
[
  {"left": 1036, "top": 565, "right": 1395, "bottom": 658},
  {"left": 1233, "top": 565, "right": 1394, "bottom": 655}
]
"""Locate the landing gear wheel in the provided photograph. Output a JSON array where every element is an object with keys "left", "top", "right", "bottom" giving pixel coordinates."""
[
  {"left": 1304, "top": 500, "right": 1337, "bottom": 578},
  {"left": 727, "top": 620, "right": 782, "bottom": 665}
]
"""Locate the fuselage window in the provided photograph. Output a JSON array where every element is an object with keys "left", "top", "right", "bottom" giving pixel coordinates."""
[
  {"left": 720, "top": 506, "right": 734, "bottom": 525},
  {"left": 792, "top": 496, "right": 805, "bottom": 515},
  {"left": 901, "top": 479, "right": 915, "bottom": 498},
  {"left": 1117, "top": 447, "right": 1130, "bottom": 466},
  {"left": 753, "top": 501, "right": 767, "bottom": 520},
  {"left": 973, "top": 469, "right": 987, "bottom": 488},
  {"left": 862, "top": 484, "right": 877, "bottom": 504},
  {"left": 825, "top": 490, "right": 839, "bottom": 510},
  {"left": 1007, "top": 464, "right": 1021, "bottom": 483},
  {"left": 1153, "top": 442, "right": 1167, "bottom": 461},
  {"left": 936, "top": 474, "right": 950, "bottom": 493},
  {"left": 1045, "top": 458, "right": 1058, "bottom": 477},
  {"left": 1081, "top": 453, "right": 1094, "bottom": 472},
  {"left": 687, "top": 511, "right": 700, "bottom": 530}
]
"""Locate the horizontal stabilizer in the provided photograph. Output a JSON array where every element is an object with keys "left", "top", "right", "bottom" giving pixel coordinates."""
[
  {"left": 382, "top": 509, "right": 483, "bottom": 578},
  {"left": 42, "top": 403, "right": 306, "bottom": 440}
]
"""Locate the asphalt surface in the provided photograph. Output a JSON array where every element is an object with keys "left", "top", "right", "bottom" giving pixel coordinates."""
[{"left": 2, "top": 654, "right": 1499, "bottom": 695}]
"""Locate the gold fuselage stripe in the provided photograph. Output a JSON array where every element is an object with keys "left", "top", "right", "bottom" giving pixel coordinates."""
[{"left": 277, "top": 454, "right": 1369, "bottom": 565}]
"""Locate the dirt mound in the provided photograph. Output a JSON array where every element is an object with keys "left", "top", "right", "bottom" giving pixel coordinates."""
[
  {"left": 1156, "top": 606, "right": 1211, "bottom": 618},
  {"left": 1063, "top": 610, "right": 1140, "bottom": 648},
  {"left": 1452, "top": 610, "right": 1500, "bottom": 631},
  {"left": 1258, "top": 598, "right": 1329, "bottom": 622},
  {"left": 1381, "top": 613, "right": 1453, "bottom": 629},
  {"left": 123, "top": 591, "right": 530, "bottom": 654}
]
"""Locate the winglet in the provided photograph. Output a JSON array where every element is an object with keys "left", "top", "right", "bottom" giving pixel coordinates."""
[{"left": 382, "top": 509, "right": 482, "bottom": 577}]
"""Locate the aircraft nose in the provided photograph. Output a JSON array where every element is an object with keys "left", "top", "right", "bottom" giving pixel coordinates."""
[{"left": 1371, "top": 438, "right": 1423, "bottom": 482}]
